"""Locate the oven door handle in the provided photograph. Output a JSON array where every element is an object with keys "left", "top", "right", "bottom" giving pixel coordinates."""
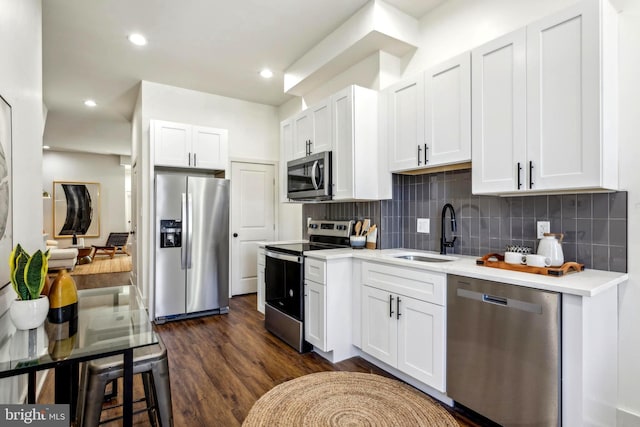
[{"left": 265, "top": 250, "right": 303, "bottom": 264}]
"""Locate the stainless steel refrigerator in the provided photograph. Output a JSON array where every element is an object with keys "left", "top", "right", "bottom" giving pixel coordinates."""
[{"left": 154, "top": 172, "right": 229, "bottom": 322}]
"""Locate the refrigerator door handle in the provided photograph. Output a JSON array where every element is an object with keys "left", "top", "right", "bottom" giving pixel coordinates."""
[
  {"left": 187, "top": 192, "right": 193, "bottom": 269},
  {"left": 181, "top": 193, "right": 187, "bottom": 270}
]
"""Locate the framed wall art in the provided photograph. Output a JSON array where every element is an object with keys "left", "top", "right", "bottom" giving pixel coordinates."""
[
  {"left": 53, "top": 181, "right": 100, "bottom": 238},
  {"left": 0, "top": 95, "right": 12, "bottom": 288}
]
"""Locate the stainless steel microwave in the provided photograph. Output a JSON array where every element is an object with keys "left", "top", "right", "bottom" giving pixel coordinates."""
[{"left": 287, "top": 151, "right": 332, "bottom": 201}]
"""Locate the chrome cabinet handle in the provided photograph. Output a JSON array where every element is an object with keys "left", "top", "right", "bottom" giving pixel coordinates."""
[
  {"left": 194, "top": 153, "right": 197, "bottom": 167},
  {"left": 424, "top": 144, "right": 428, "bottom": 164},
  {"left": 396, "top": 297, "right": 401, "bottom": 319},
  {"left": 417, "top": 145, "right": 422, "bottom": 166}
]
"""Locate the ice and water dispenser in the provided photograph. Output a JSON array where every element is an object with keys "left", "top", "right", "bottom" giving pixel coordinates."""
[{"left": 160, "top": 219, "right": 182, "bottom": 248}]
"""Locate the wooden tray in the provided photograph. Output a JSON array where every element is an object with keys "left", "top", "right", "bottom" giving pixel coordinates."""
[{"left": 476, "top": 253, "right": 584, "bottom": 277}]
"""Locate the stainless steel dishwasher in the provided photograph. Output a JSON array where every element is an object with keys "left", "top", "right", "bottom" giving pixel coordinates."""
[{"left": 447, "top": 274, "right": 560, "bottom": 426}]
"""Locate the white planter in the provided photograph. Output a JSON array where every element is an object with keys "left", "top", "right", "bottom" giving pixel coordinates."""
[{"left": 9, "top": 296, "right": 49, "bottom": 330}]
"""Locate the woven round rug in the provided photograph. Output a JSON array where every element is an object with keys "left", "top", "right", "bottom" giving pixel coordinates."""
[{"left": 243, "top": 371, "right": 458, "bottom": 426}]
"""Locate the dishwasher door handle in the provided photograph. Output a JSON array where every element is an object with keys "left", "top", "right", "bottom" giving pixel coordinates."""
[
  {"left": 483, "top": 294, "right": 507, "bottom": 305},
  {"left": 457, "top": 288, "right": 543, "bottom": 314}
]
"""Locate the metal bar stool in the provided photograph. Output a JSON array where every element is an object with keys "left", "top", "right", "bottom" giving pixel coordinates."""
[{"left": 76, "top": 338, "right": 173, "bottom": 427}]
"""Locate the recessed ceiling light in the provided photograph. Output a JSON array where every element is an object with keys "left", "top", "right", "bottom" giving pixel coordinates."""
[
  {"left": 84, "top": 99, "right": 97, "bottom": 107},
  {"left": 128, "top": 33, "right": 147, "bottom": 46},
  {"left": 260, "top": 69, "right": 274, "bottom": 79},
  {"left": 43, "top": 145, "right": 50, "bottom": 150}
]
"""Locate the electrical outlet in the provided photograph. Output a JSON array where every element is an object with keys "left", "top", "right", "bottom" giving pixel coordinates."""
[
  {"left": 537, "top": 221, "right": 550, "bottom": 239},
  {"left": 417, "top": 218, "right": 430, "bottom": 234}
]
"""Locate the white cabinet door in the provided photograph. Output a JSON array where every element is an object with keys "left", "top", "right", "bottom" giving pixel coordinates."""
[
  {"left": 310, "top": 100, "right": 332, "bottom": 154},
  {"left": 304, "top": 281, "right": 326, "bottom": 350},
  {"left": 257, "top": 266, "right": 265, "bottom": 314},
  {"left": 396, "top": 296, "right": 445, "bottom": 392},
  {"left": 387, "top": 76, "right": 425, "bottom": 172},
  {"left": 424, "top": 52, "right": 471, "bottom": 167},
  {"left": 292, "top": 110, "right": 312, "bottom": 159},
  {"left": 361, "top": 286, "right": 397, "bottom": 367},
  {"left": 332, "top": 88, "right": 354, "bottom": 200},
  {"left": 526, "top": 1, "right": 601, "bottom": 190},
  {"left": 471, "top": 29, "right": 527, "bottom": 194},
  {"left": 153, "top": 120, "right": 191, "bottom": 167},
  {"left": 192, "top": 126, "right": 228, "bottom": 170}
]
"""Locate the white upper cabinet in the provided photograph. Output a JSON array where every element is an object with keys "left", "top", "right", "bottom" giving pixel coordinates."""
[
  {"left": 153, "top": 120, "right": 192, "bottom": 168},
  {"left": 280, "top": 85, "right": 390, "bottom": 202},
  {"left": 387, "top": 76, "right": 425, "bottom": 172},
  {"left": 331, "top": 86, "right": 382, "bottom": 200},
  {"left": 191, "top": 126, "right": 228, "bottom": 170},
  {"left": 471, "top": 29, "right": 527, "bottom": 194},
  {"left": 152, "top": 119, "right": 228, "bottom": 170},
  {"left": 387, "top": 52, "right": 471, "bottom": 173},
  {"left": 292, "top": 110, "right": 312, "bottom": 160},
  {"left": 310, "top": 100, "right": 332, "bottom": 154},
  {"left": 473, "top": 0, "right": 618, "bottom": 194},
  {"left": 424, "top": 52, "right": 471, "bottom": 167},
  {"left": 291, "top": 99, "right": 332, "bottom": 160}
]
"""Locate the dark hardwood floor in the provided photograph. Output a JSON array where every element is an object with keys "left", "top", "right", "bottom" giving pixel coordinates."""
[{"left": 40, "top": 294, "right": 479, "bottom": 426}]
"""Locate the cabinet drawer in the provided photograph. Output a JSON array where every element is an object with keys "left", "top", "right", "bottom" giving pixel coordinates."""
[
  {"left": 305, "top": 257, "right": 326, "bottom": 284},
  {"left": 361, "top": 262, "right": 445, "bottom": 306}
]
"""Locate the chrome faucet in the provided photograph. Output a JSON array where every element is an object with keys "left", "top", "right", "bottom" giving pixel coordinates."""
[{"left": 440, "top": 203, "right": 457, "bottom": 255}]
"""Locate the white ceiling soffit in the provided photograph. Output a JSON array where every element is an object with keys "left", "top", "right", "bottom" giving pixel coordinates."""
[{"left": 284, "top": 0, "right": 420, "bottom": 96}]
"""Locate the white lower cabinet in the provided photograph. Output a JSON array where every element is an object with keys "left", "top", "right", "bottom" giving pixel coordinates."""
[
  {"left": 304, "top": 257, "right": 355, "bottom": 363},
  {"left": 360, "top": 262, "right": 446, "bottom": 392}
]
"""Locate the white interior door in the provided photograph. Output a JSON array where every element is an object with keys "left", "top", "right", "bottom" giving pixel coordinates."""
[{"left": 230, "top": 162, "right": 275, "bottom": 296}]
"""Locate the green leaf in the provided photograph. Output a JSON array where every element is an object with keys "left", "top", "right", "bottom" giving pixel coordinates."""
[
  {"left": 24, "top": 250, "right": 46, "bottom": 299},
  {"left": 12, "top": 253, "right": 29, "bottom": 300}
]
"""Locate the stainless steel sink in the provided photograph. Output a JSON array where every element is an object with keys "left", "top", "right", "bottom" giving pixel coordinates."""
[{"left": 393, "top": 254, "right": 455, "bottom": 263}]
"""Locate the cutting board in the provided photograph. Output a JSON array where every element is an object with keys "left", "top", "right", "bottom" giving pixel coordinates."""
[{"left": 476, "top": 253, "right": 584, "bottom": 277}]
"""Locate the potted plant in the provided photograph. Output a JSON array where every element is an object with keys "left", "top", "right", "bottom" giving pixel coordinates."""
[{"left": 8, "top": 244, "right": 50, "bottom": 330}]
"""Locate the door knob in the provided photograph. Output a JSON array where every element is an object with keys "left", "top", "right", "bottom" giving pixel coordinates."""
[{"left": 233, "top": 233, "right": 238, "bottom": 238}]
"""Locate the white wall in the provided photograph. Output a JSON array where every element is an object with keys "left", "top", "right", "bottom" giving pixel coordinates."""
[
  {"left": 401, "top": 0, "right": 639, "bottom": 422},
  {"left": 42, "top": 151, "right": 127, "bottom": 246},
  {"left": 141, "top": 81, "right": 279, "bottom": 161},
  {"left": 0, "top": 0, "right": 43, "bottom": 404},
  {"left": 615, "top": 0, "right": 640, "bottom": 422},
  {"left": 0, "top": 0, "right": 43, "bottom": 252}
]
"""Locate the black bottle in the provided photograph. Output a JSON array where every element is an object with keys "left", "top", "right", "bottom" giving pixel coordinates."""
[{"left": 72, "top": 232, "right": 78, "bottom": 245}]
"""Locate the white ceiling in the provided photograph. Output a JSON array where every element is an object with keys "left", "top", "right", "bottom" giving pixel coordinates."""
[{"left": 42, "top": 0, "right": 445, "bottom": 156}]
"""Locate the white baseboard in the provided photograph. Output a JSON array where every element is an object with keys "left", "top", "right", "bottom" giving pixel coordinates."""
[{"left": 618, "top": 407, "right": 640, "bottom": 426}]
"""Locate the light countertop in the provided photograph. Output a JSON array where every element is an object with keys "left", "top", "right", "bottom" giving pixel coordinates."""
[{"left": 304, "top": 248, "right": 627, "bottom": 297}]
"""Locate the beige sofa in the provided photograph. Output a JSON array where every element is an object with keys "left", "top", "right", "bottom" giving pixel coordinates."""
[{"left": 46, "top": 240, "right": 78, "bottom": 271}]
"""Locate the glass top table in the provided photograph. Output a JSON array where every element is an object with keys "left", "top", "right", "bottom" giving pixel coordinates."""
[{"left": 0, "top": 285, "right": 158, "bottom": 425}]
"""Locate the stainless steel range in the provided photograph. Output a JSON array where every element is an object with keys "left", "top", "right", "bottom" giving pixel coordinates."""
[{"left": 264, "top": 220, "right": 352, "bottom": 352}]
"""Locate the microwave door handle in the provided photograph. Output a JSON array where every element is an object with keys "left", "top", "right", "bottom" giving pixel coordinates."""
[{"left": 311, "top": 160, "right": 319, "bottom": 190}]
